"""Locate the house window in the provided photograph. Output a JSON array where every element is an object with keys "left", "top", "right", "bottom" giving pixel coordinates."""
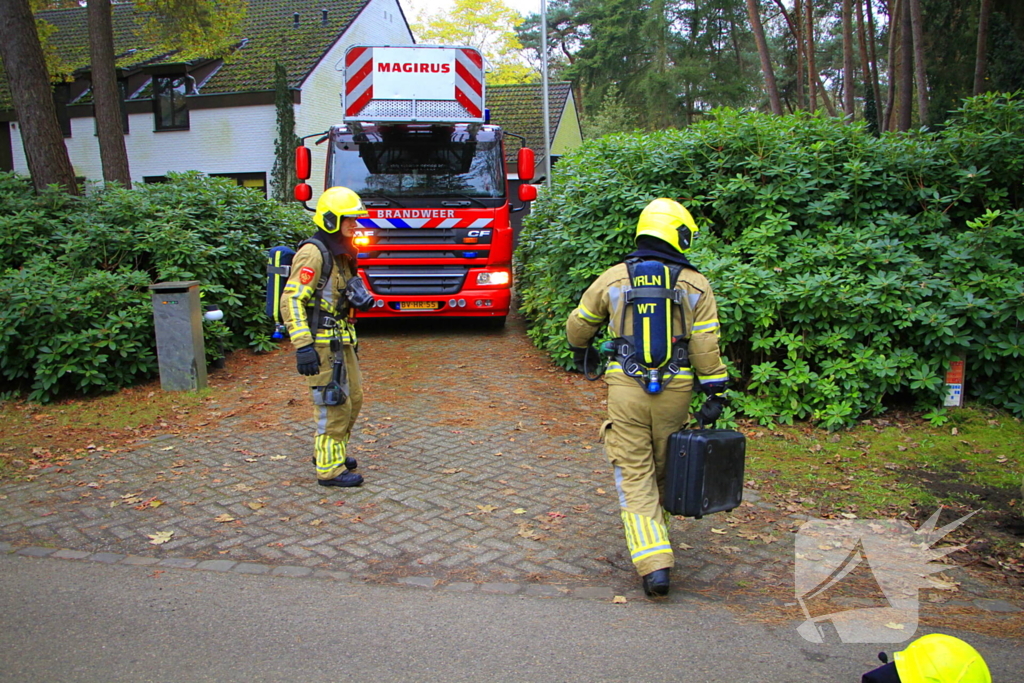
[
  {"left": 53, "top": 83, "right": 71, "bottom": 137},
  {"left": 153, "top": 75, "right": 190, "bottom": 130},
  {"left": 210, "top": 172, "right": 267, "bottom": 198}
]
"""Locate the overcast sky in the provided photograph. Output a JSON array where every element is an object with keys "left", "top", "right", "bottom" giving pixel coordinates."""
[{"left": 399, "top": 0, "right": 544, "bottom": 24}]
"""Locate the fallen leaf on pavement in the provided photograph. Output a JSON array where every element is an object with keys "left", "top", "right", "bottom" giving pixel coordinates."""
[
  {"left": 612, "top": 596, "right": 627, "bottom": 604},
  {"left": 476, "top": 505, "right": 498, "bottom": 513},
  {"left": 214, "top": 514, "right": 235, "bottom": 523},
  {"left": 677, "top": 542, "right": 693, "bottom": 550},
  {"left": 513, "top": 508, "right": 526, "bottom": 515},
  {"left": 926, "top": 576, "right": 960, "bottom": 591},
  {"left": 147, "top": 530, "right": 174, "bottom": 545},
  {"left": 885, "top": 622, "right": 905, "bottom": 630},
  {"left": 270, "top": 455, "right": 287, "bottom": 461},
  {"left": 246, "top": 502, "right": 265, "bottom": 510},
  {"left": 711, "top": 528, "right": 727, "bottom": 535}
]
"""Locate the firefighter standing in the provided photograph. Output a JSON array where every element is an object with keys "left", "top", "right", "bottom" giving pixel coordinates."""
[
  {"left": 565, "top": 198, "right": 729, "bottom": 597},
  {"left": 281, "top": 187, "right": 374, "bottom": 488}
]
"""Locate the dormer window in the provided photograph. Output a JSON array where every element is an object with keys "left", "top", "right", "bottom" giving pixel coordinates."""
[{"left": 153, "top": 74, "right": 190, "bottom": 130}]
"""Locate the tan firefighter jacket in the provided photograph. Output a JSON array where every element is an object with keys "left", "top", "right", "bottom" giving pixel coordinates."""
[{"left": 280, "top": 243, "right": 358, "bottom": 349}]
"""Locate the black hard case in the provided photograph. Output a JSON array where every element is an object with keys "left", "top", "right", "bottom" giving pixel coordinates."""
[{"left": 663, "top": 428, "right": 747, "bottom": 519}]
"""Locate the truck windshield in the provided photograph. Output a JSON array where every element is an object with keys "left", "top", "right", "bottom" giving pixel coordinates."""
[{"left": 329, "top": 124, "right": 505, "bottom": 199}]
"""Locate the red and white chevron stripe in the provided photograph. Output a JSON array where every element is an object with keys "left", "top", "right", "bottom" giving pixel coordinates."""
[
  {"left": 453, "top": 48, "right": 483, "bottom": 119},
  {"left": 344, "top": 46, "right": 374, "bottom": 118}
]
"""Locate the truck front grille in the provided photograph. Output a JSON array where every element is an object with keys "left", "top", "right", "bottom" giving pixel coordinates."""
[{"left": 364, "top": 266, "right": 468, "bottom": 296}]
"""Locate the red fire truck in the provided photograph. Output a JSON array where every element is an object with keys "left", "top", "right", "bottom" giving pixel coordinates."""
[{"left": 293, "top": 45, "right": 538, "bottom": 325}]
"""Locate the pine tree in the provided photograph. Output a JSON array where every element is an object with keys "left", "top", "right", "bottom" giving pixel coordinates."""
[{"left": 271, "top": 62, "right": 297, "bottom": 203}]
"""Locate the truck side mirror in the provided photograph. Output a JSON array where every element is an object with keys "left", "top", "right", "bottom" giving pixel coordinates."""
[
  {"left": 517, "top": 148, "right": 535, "bottom": 182},
  {"left": 296, "top": 146, "right": 311, "bottom": 180},
  {"left": 518, "top": 183, "right": 537, "bottom": 203},
  {"left": 294, "top": 183, "right": 312, "bottom": 202}
]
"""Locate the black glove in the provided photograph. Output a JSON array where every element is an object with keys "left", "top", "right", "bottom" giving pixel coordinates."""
[
  {"left": 295, "top": 344, "right": 320, "bottom": 376},
  {"left": 571, "top": 345, "right": 600, "bottom": 376},
  {"left": 344, "top": 277, "right": 374, "bottom": 312},
  {"left": 696, "top": 394, "right": 726, "bottom": 427}
]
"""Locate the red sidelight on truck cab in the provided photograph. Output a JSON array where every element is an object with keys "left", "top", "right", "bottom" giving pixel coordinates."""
[{"left": 293, "top": 45, "right": 538, "bottom": 326}]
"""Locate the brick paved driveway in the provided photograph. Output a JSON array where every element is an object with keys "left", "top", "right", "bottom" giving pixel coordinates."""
[{"left": 2, "top": 309, "right": 1022, "bottom": 628}]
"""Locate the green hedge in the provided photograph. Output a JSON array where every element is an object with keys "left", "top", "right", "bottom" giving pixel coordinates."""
[
  {"left": 516, "top": 93, "right": 1024, "bottom": 429},
  {"left": 0, "top": 172, "right": 310, "bottom": 402}
]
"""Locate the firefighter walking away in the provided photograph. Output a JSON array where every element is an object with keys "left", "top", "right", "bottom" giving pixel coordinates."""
[{"left": 565, "top": 198, "right": 729, "bottom": 597}]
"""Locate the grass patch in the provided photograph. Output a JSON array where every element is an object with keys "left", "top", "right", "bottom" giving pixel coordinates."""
[
  {"left": 745, "top": 404, "right": 1024, "bottom": 566},
  {"left": 747, "top": 405, "right": 1023, "bottom": 515},
  {"left": 0, "top": 379, "right": 211, "bottom": 475}
]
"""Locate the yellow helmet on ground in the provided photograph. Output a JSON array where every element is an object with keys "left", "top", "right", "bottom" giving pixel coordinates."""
[
  {"left": 894, "top": 634, "right": 991, "bottom": 683},
  {"left": 635, "top": 198, "right": 699, "bottom": 253},
  {"left": 313, "top": 186, "right": 368, "bottom": 233}
]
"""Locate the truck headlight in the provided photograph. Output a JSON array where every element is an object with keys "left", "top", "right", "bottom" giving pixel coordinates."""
[{"left": 476, "top": 271, "right": 510, "bottom": 286}]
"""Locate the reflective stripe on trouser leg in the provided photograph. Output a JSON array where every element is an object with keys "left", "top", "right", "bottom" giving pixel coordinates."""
[
  {"left": 621, "top": 510, "right": 672, "bottom": 565},
  {"left": 606, "top": 381, "right": 691, "bottom": 576},
  {"left": 308, "top": 345, "right": 362, "bottom": 481},
  {"left": 313, "top": 401, "right": 351, "bottom": 480}
]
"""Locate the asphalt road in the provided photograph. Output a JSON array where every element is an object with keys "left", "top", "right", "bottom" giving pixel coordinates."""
[{"left": 1, "top": 553, "right": 1020, "bottom": 683}]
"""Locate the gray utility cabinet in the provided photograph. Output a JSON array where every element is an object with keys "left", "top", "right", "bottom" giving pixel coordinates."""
[{"left": 149, "top": 281, "right": 208, "bottom": 391}]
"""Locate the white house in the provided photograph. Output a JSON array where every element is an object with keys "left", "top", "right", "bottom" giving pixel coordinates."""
[{"left": 0, "top": 0, "right": 414, "bottom": 201}]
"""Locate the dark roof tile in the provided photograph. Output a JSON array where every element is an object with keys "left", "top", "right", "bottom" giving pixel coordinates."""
[
  {"left": 488, "top": 82, "right": 572, "bottom": 160},
  {"left": 1, "top": 0, "right": 371, "bottom": 111}
]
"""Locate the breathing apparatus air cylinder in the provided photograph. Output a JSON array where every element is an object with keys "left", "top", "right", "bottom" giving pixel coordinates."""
[{"left": 607, "top": 258, "right": 688, "bottom": 394}]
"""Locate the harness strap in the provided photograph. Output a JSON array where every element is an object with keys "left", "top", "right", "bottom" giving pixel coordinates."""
[
  {"left": 623, "top": 287, "right": 682, "bottom": 303},
  {"left": 298, "top": 238, "right": 334, "bottom": 334}
]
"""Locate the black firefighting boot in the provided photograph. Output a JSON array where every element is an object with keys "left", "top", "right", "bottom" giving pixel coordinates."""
[
  {"left": 317, "top": 472, "right": 364, "bottom": 488},
  {"left": 642, "top": 568, "right": 670, "bottom": 597},
  {"left": 312, "top": 456, "right": 357, "bottom": 470}
]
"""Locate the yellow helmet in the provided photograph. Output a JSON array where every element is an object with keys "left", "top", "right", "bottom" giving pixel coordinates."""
[
  {"left": 635, "top": 198, "right": 699, "bottom": 253},
  {"left": 313, "top": 186, "right": 367, "bottom": 233},
  {"left": 894, "top": 634, "right": 991, "bottom": 683}
]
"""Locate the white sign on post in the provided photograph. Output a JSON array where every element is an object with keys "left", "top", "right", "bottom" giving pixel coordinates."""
[{"left": 373, "top": 47, "right": 457, "bottom": 101}]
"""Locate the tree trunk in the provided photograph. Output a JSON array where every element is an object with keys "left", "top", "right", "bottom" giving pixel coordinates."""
[
  {"left": 856, "top": 0, "right": 873, "bottom": 119},
  {"left": 974, "top": 0, "right": 993, "bottom": 94},
  {"left": 794, "top": 0, "right": 805, "bottom": 109},
  {"left": 0, "top": 0, "right": 78, "bottom": 194},
  {"left": 88, "top": 0, "right": 132, "bottom": 188},
  {"left": 745, "top": 0, "right": 783, "bottom": 114},
  {"left": 884, "top": 0, "right": 900, "bottom": 131},
  {"left": 899, "top": 0, "right": 913, "bottom": 131},
  {"left": 806, "top": 0, "right": 816, "bottom": 113},
  {"left": 862, "top": 0, "right": 884, "bottom": 130},
  {"left": 908, "top": 0, "right": 928, "bottom": 126},
  {"left": 842, "top": 0, "right": 856, "bottom": 118},
  {"left": 771, "top": 0, "right": 804, "bottom": 108}
]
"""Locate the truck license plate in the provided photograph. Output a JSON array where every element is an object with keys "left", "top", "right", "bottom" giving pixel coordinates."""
[{"left": 400, "top": 301, "right": 438, "bottom": 310}]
